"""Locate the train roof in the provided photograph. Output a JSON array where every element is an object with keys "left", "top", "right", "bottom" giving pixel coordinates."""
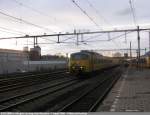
[
  {"left": 71, "top": 50, "right": 103, "bottom": 57},
  {"left": 81, "top": 50, "right": 103, "bottom": 56}
]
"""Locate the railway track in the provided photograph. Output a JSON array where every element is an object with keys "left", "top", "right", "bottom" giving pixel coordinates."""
[
  {"left": 0, "top": 69, "right": 67, "bottom": 83},
  {"left": 0, "top": 70, "right": 68, "bottom": 92},
  {"left": 0, "top": 68, "right": 105, "bottom": 112},
  {"left": 45, "top": 67, "right": 122, "bottom": 112},
  {"left": 0, "top": 67, "right": 122, "bottom": 112},
  {"left": 0, "top": 77, "right": 82, "bottom": 112},
  {"left": 59, "top": 68, "right": 121, "bottom": 112},
  {"left": 0, "top": 69, "right": 67, "bottom": 79}
]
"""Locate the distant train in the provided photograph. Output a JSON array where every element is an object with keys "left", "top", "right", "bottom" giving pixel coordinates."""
[
  {"left": 69, "top": 50, "right": 120, "bottom": 75},
  {"left": 131, "top": 56, "right": 150, "bottom": 68}
]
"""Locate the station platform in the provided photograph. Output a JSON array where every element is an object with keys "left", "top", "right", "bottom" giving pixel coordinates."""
[{"left": 97, "top": 67, "right": 150, "bottom": 112}]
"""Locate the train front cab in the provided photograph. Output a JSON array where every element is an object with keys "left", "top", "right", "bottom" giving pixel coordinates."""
[{"left": 69, "top": 53, "right": 91, "bottom": 74}]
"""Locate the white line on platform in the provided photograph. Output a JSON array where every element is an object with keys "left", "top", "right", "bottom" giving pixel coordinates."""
[
  {"left": 110, "top": 69, "right": 129, "bottom": 112},
  {"left": 125, "top": 109, "right": 140, "bottom": 112}
]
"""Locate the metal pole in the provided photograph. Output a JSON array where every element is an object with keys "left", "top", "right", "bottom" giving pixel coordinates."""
[
  {"left": 36, "top": 37, "right": 38, "bottom": 45},
  {"left": 136, "top": 50, "right": 138, "bottom": 68},
  {"left": 81, "top": 34, "right": 84, "bottom": 42},
  {"left": 130, "top": 41, "right": 132, "bottom": 59},
  {"left": 34, "top": 37, "right": 35, "bottom": 47},
  {"left": 57, "top": 35, "right": 60, "bottom": 43},
  {"left": 137, "top": 26, "right": 140, "bottom": 68},
  {"left": 149, "top": 32, "right": 150, "bottom": 51},
  {"left": 125, "top": 31, "right": 127, "bottom": 43},
  {"left": 76, "top": 34, "right": 79, "bottom": 45},
  {"left": 145, "top": 48, "right": 147, "bottom": 54},
  {"left": 137, "top": 26, "right": 140, "bottom": 59},
  {"left": 27, "top": 53, "right": 30, "bottom": 72}
]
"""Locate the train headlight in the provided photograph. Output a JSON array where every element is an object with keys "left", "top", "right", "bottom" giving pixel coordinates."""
[{"left": 80, "top": 66, "right": 83, "bottom": 69}]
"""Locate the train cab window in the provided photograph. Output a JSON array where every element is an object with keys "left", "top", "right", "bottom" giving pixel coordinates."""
[{"left": 71, "top": 53, "right": 89, "bottom": 60}]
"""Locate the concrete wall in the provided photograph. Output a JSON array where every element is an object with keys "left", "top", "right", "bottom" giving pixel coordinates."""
[
  {"left": 0, "top": 60, "right": 68, "bottom": 74},
  {"left": 0, "top": 49, "right": 68, "bottom": 74},
  {"left": 23, "top": 61, "right": 68, "bottom": 72}
]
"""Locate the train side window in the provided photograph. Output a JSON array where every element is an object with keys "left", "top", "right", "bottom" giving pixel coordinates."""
[{"left": 71, "top": 54, "right": 89, "bottom": 60}]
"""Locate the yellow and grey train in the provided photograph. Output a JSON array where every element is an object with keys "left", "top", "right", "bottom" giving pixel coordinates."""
[
  {"left": 69, "top": 50, "right": 120, "bottom": 75},
  {"left": 131, "top": 56, "right": 150, "bottom": 68}
]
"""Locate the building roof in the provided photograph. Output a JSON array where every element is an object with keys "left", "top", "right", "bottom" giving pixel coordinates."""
[{"left": 0, "top": 48, "right": 23, "bottom": 53}]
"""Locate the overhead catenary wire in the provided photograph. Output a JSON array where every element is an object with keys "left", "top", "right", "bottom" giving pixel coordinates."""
[
  {"left": 91, "top": 48, "right": 146, "bottom": 51},
  {"left": 61, "top": 36, "right": 76, "bottom": 42},
  {"left": 0, "top": 27, "right": 145, "bottom": 54},
  {"left": 86, "top": 0, "right": 112, "bottom": 27},
  {"left": 129, "top": 0, "right": 138, "bottom": 26},
  {"left": 0, "top": 26, "right": 27, "bottom": 35},
  {"left": 12, "top": 0, "right": 79, "bottom": 43},
  {"left": 12, "top": 0, "right": 74, "bottom": 30},
  {"left": 79, "top": 31, "right": 133, "bottom": 53},
  {"left": 40, "top": 33, "right": 120, "bottom": 45},
  {"left": 110, "top": 33, "right": 129, "bottom": 50},
  {"left": 25, "top": 31, "right": 134, "bottom": 46},
  {"left": 71, "top": 0, "right": 101, "bottom": 29},
  {"left": 83, "top": 34, "right": 103, "bottom": 41},
  {"left": 0, "top": 0, "right": 146, "bottom": 54},
  {"left": 0, "top": 28, "right": 23, "bottom": 36},
  {"left": 0, "top": 27, "right": 148, "bottom": 40},
  {"left": 41, "top": 37, "right": 57, "bottom": 42},
  {"left": 111, "top": 40, "right": 121, "bottom": 49},
  {"left": 108, "top": 31, "right": 133, "bottom": 41},
  {"left": 0, "top": 9, "right": 54, "bottom": 33},
  {"left": 0, "top": 24, "right": 29, "bottom": 36},
  {"left": 83, "top": 31, "right": 133, "bottom": 42},
  {"left": 84, "top": 32, "right": 133, "bottom": 49},
  {"left": 24, "top": 41, "right": 77, "bottom": 45},
  {"left": 13, "top": 0, "right": 53, "bottom": 20}
]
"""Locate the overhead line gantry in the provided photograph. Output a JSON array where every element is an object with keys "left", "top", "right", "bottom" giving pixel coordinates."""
[
  {"left": 0, "top": 26, "right": 149, "bottom": 61},
  {"left": 0, "top": 26, "right": 149, "bottom": 40}
]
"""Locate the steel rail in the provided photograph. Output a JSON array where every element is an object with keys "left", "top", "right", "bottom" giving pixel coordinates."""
[
  {"left": 0, "top": 78, "right": 78, "bottom": 111},
  {"left": 0, "top": 72, "right": 70, "bottom": 93},
  {"left": 58, "top": 68, "right": 121, "bottom": 112},
  {"left": 0, "top": 70, "right": 67, "bottom": 83}
]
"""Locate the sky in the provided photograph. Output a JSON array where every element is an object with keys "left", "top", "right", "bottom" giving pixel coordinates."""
[{"left": 0, "top": 0, "right": 149, "bottom": 56}]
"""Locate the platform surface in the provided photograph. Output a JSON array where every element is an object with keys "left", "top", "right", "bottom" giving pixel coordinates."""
[{"left": 97, "top": 67, "right": 150, "bottom": 112}]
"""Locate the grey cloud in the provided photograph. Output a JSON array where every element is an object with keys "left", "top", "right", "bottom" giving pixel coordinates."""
[{"left": 117, "top": 8, "right": 131, "bottom": 16}]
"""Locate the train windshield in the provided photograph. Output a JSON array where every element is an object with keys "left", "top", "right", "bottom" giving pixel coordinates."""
[{"left": 71, "top": 53, "right": 89, "bottom": 60}]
